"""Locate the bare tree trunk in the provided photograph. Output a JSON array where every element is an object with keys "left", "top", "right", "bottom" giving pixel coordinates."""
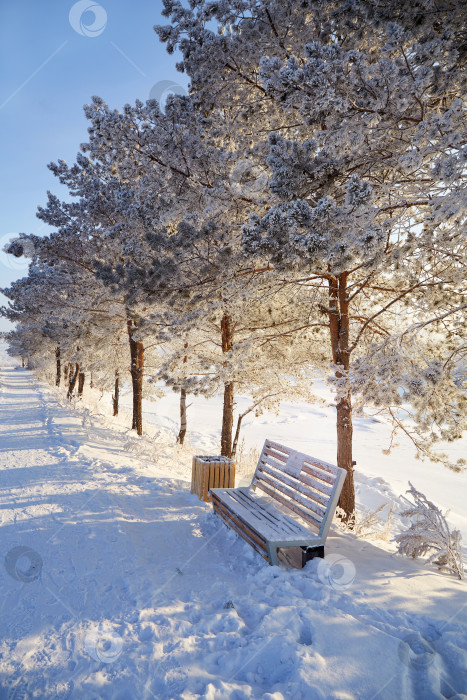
[
  {"left": 231, "top": 413, "right": 244, "bottom": 460},
  {"left": 77, "top": 371, "right": 85, "bottom": 397},
  {"left": 112, "top": 371, "right": 119, "bottom": 416},
  {"left": 220, "top": 313, "right": 234, "bottom": 458},
  {"left": 55, "top": 347, "right": 61, "bottom": 387},
  {"left": 67, "top": 363, "right": 80, "bottom": 400},
  {"left": 328, "top": 272, "right": 355, "bottom": 519},
  {"left": 64, "top": 362, "right": 70, "bottom": 383},
  {"left": 127, "top": 319, "right": 144, "bottom": 436},
  {"left": 177, "top": 385, "right": 187, "bottom": 445},
  {"left": 21, "top": 357, "right": 25, "bottom": 368}
]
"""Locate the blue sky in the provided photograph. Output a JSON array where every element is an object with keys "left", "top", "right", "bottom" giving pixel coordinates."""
[{"left": 0, "top": 0, "right": 187, "bottom": 331}]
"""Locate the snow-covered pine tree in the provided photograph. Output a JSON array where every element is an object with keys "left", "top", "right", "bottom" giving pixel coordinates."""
[
  {"left": 81, "top": 94, "right": 316, "bottom": 457},
  {"left": 33, "top": 156, "right": 166, "bottom": 434},
  {"left": 157, "top": 0, "right": 467, "bottom": 517},
  {"left": 1, "top": 239, "right": 129, "bottom": 404}
]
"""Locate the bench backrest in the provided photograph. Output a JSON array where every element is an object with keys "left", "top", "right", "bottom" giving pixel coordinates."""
[{"left": 251, "top": 439, "right": 346, "bottom": 541}]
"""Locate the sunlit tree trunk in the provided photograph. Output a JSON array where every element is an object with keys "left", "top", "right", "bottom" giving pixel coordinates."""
[
  {"left": 127, "top": 319, "right": 144, "bottom": 436},
  {"left": 112, "top": 370, "right": 119, "bottom": 416},
  {"left": 328, "top": 272, "right": 355, "bottom": 518},
  {"left": 55, "top": 346, "right": 61, "bottom": 387},
  {"left": 220, "top": 312, "right": 234, "bottom": 458}
]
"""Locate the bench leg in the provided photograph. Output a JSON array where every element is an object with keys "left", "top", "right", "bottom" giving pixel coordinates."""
[{"left": 267, "top": 544, "right": 279, "bottom": 566}]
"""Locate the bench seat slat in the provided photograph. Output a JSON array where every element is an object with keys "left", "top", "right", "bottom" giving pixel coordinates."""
[
  {"left": 229, "top": 488, "right": 311, "bottom": 538},
  {"left": 212, "top": 494, "right": 269, "bottom": 556},
  {"left": 232, "top": 488, "right": 307, "bottom": 536},
  {"left": 254, "top": 480, "right": 322, "bottom": 532},
  {"left": 213, "top": 488, "right": 287, "bottom": 540},
  {"left": 229, "top": 488, "right": 296, "bottom": 532},
  {"left": 211, "top": 487, "right": 314, "bottom": 541}
]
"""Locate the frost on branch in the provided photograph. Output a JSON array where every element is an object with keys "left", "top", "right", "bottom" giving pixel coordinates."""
[{"left": 395, "top": 483, "right": 464, "bottom": 580}]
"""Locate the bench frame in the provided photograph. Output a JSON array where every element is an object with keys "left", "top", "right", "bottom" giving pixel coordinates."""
[{"left": 211, "top": 439, "right": 347, "bottom": 567}]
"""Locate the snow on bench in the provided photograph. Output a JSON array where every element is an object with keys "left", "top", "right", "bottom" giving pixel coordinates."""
[{"left": 211, "top": 439, "right": 347, "bottom": 567}]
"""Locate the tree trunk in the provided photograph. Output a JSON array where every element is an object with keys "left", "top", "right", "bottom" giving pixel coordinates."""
[
  {"left": 55, "top": 347, "right": 61, "bottom": 387},
  {"left": 220, "top": 313, "right": 234, "bottom": 458},
  {"left": 21, "top": 357, "right": 25, "bottom": 368},
  {"left": 231, "top": 413, "right": 244, "bottom": 460},
  {"left": 127, "top": 319, "right": 144, "bottom": 436},
  {"left": 177, "top": 385, "right": 187, "bottom": 445},
  {"left": 67, "top": 363, "right": 80, "bottom": 400},
  {"left": 328, "top": 272, "right": 355, "bottom": 519},
  {"left": 64, "top": 362, "right": 70, "bottom": 383},
  {"left": 77, "top": 372, "right": 85, "bottom": 397},
  {"left": 112, "top": 371, "right": 119, "bottom": 416}
]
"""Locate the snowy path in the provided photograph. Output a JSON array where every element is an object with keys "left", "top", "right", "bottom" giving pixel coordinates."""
[{"left": 0, "top": 366, "right": 466, "bottom": 700}]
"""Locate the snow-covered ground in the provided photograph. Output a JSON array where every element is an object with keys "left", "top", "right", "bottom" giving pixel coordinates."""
[{"left": 0, "top": 344, "right": 466, "bottom": 699}]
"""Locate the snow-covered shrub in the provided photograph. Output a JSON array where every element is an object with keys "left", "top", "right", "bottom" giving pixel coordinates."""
[
  {"left": 235, "top": 439, "right": 260, "bottom": 482},
  {"left": 395, "top": 483, "right": 464, "bottom": 580},
  {"left": 335, "top": 503, "right": 394, "bottom": 539}
]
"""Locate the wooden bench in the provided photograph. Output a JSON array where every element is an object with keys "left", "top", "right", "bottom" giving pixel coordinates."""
[{"left": 211, "top": 439, "right": 346, "bottom": 567}]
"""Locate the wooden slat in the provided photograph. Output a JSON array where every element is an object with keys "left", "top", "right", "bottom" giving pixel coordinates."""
[
  {"left": 257, "top": 463, "right": 329, "bottom": 512},
  {"left": 254, "top": 481, "right": 322, "bottom": 532},
  {"left": 233, "top": 490, "right": 310, "bottom": 539},
  {"left": 213, "top": 495, "right": 268, "bottom": 551},
  {"left": 265, "top": 440, "right": 293, "bottom": 462},
  {"left": 230, "top": 489, "right": 306, "bottom": 539},
  {"left": 263, "top": 446, "right": 289, "bottom": 464},
  {"left": 195, "top": 458, "right": 202, "bottom": 497},
  {"left": 303, "top": 456, "right": 339, "bottom": 477},
  {"left": 299, "top": 472, "right": 332, "bottom": 500},
  {"left": 212, "top": 495, "right": 269, "bottom": 555},
  {"left": 266, "top": 440, "right": 339, "bottom": 478},
  {"left": 266, "top": 440, "right": 291, "bottom": 458},
  {"left": 219, "top": 462, "right": 225, "bottom": 489},
  {"left": 213, "top": 490, "right": 279, "bottom": 541},
  {"left": 202, "top": 462, "right": 209, "bottom": 502},
  {"left": 226, "top": 490, "right": 297, "bottom": 539},
  {"left": 301, "top": 465, "right": 335, "bottom": 488},
  {"left": 256, "top": 471, "right": 326, "bottom": 524},
  {"left": 213, "top": 501, "right": 269, "bottom": 562},
  {"left": 230, "top": 488, "right": 286, "bottom": 529},
  {"left": 215, "top": 487, "right": 314, "bottom": 540},
  {"left": 191, "top": 457, "right": 196, "bottom": 493}
]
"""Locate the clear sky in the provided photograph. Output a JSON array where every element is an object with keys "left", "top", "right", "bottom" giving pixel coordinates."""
[{"left": 0, "top": 0, "right": 188, "bottom": 331}]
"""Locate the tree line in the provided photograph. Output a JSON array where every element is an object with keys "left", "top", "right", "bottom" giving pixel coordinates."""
[{"left": 2, "top": 0, "right": 466, "bottom": 519}]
